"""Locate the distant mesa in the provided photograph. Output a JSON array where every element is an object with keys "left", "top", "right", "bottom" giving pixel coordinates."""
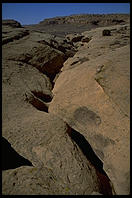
[
  {"left": 2, "top": 19, "right": 22, "bottom": 28},
  {"left": 39, "top": 14, "right": 129, "bottom": 26}
]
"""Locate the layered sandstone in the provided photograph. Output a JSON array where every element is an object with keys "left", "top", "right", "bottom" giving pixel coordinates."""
[{"left": 2, "top": 17, "right": 130, "bottom": 195}]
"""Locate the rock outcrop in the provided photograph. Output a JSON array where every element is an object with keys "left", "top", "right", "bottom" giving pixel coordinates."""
[
  {"left": 49, "top": 24, "right": 130, "bottom": 195},
  {"left": 2, "top": 19, "right": 22, "bottom": 28},
  {"left": 2, "top": 19, "right": 106, "bottom": 195},
  {"left": 3, "top": 111, "right": 107, "bottom": 195},
  {"left": 2, "top": 17, "right": 130, "bottom": 195}
]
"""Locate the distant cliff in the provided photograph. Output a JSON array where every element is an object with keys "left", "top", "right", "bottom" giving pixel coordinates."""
[
  {"left": 24, "top": 14, "right": 129, "bottom": 37},
  {"left": 39, "top": 14, "right": 129, "bottom": 25}
]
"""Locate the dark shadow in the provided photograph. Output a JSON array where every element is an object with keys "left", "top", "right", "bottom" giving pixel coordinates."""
[
  {"left": 67, "top": 128, "right": 113, "bottom": 195},
  {"left": 68, "top": 128, "right": 107, "bottom": 176},
  {"left": 2, "top": 137, "right": 33, "bottom": 170},
  {"left": 28, "top": 95, "right": 49, "bottom": 113},
  {"left": 31, "top": 91, "right": 53, "bottom": 103}
]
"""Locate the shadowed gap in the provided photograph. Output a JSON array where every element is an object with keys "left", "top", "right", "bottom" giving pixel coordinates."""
[
  {"left": 31, "top": 91, "right": 53, "bottom": 103},
  {"left": 67, "top": 127, "right": 113, "bottom": 195},
  {"left": 26, "top": 94, "right": 49, "bottom": 113},
  {"left": 2, "top": 137, "right": 33, "bottom": 170},
  {"left": 67, "top": 128, "right": 105, "bottom": 175}
]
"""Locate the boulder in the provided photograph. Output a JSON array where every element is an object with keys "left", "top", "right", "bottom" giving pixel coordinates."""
[{"left": 102, "top": 29, "right": 111, "bottom": 36}]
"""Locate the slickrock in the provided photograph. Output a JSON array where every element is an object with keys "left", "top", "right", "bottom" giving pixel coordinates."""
[
  {"left": 49, "top": 24, "right": 130, "bottom": 194},
  {"left": 2, "top": 17, "right": 130, "bottom": 195},
  {"left": 3, "top": 111, "right": 107, "bottom": 195},
  {"left": 2, "top": 19, "right": 106, "bottom": 195}
]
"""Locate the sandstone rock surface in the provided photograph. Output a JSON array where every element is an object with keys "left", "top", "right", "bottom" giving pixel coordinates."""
[
  {"left": 2, "top": 19, "right": 110, "bottom": 195},
  {"left": 49, "top": 24, "right": 130, "bottom": 195},
  {"left": 2, "top": 17, "right": 130, "bottom": 195},
  {"left": 2, "top": 112, "right": 105, "bottom": 195}
]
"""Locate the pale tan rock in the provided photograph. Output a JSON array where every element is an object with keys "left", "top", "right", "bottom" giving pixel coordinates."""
[
  {"left": 2, "top": 111, "right": 104, "bottom": 195},
  {"left": 2, "top": 20, "right": 129, "bottom": 195},
  {"left": 49, "top": 24, "right": 130, "bottom": 195},
  {"left": 2, "top": 22, "right": 108, "bottom": 195},
  {"left": 91, "top": 191, "right": 103, "bottom": 195}
]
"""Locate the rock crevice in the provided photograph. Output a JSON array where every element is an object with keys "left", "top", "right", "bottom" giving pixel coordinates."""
[
  {"left": 66, "top": 126, "right": 115, "bottom": 195},
  {"left": 2, "top": 18, "right": 130, "bottom": 195}
]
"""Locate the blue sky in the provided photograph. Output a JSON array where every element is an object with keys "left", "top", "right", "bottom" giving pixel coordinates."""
[{"left": 2, "top": 3, "right": 130, "bottom": 25}]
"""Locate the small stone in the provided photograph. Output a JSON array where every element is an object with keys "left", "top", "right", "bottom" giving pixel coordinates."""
[{"left": 102, "top": 29, "right": 111, "bottom": 36}]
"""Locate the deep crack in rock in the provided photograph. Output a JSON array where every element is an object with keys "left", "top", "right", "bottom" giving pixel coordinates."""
[
  {"left": 25, "top": 93, "right": 49, "bottom": 113},
  {"left": 66, "top": 126, "right": 114, "bottom": 195},
  {"left": 31, "top": 91, "right": 53, "bottom": 103}
]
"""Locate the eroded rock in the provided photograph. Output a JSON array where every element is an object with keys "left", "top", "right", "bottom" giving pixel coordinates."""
[
  {"left": 2, "top": 19, "right": 130, "bottom": 195},
  {"left": 2, "top": 19, "right": 22, "bottom": 28},
  {"left": 49, "top": 24, "right": 130, "bottom": 195},
  {"left": 2, "top": 112, "right": 104, "bottom": 195}
]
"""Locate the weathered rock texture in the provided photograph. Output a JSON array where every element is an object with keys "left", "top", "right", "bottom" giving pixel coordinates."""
[
  {"left": 49, "top": 24, "right": 130, "bottom": 195},
  {"left": 2, "top": 16, "right": 130, "bottom": 195},
  {"left": 2, "top": 19, "right": 107, "bottom": 195}
]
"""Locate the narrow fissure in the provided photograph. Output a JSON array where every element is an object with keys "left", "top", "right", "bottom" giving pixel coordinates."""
[
  {"left": 40, "top": 71, "right": 57, "bottom": 89},
  {"left": 25, "top": 93, "right": 49, "bottom": 113},
  {"left": 2, "top": 137, "right": 33, "bottom": 171},
  {"left": 66, "top": 125, "right": 114, "bottom": 195},
  {"left": 27, "top": 49, "right": 76, "bottom": 111},
  {"left": 31, "top": 91, "right": 53, "bottom": 103}
]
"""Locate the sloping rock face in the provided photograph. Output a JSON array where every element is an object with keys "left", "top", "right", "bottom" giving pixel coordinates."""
[
  {"left": 2, "top": 18, "right": 129, "bottom": 195},
  {"left": 49, "top": 24, "right": 130, "bottom": 195},
  {"left": 2, "top": 20, "right": 111, "bottom": 195},
  {"left": 3, "top": 112, "right": 105, "bottom": 195}
]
